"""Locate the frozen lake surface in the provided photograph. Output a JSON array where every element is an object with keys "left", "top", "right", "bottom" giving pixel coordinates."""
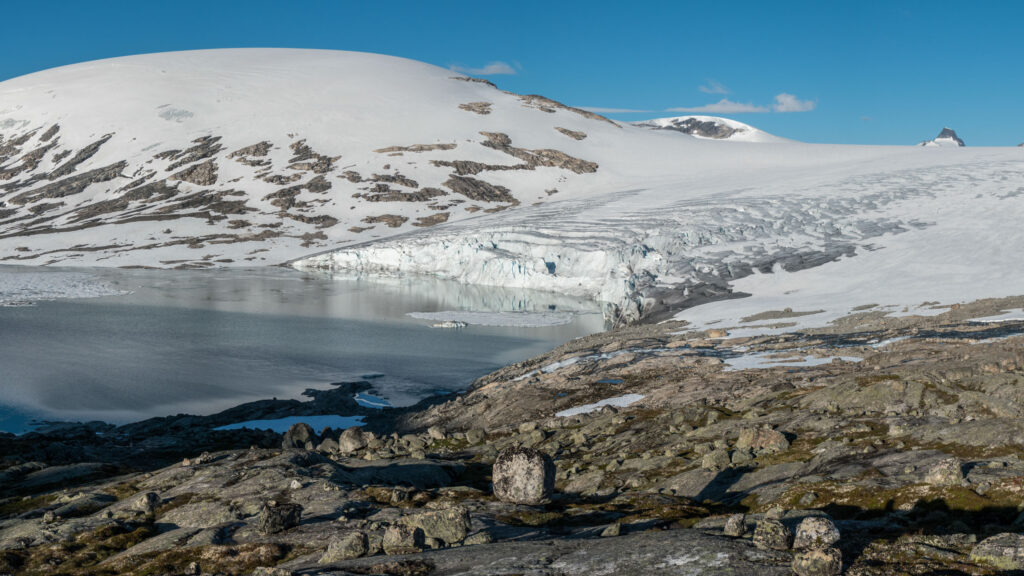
[{"left": 0, "top": 266, "right": 605, "bottom": 433}]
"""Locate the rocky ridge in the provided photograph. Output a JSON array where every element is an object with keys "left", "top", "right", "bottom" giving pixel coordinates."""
[{"left": 4, "top": 296, "right": 1024, "bottom": 574}]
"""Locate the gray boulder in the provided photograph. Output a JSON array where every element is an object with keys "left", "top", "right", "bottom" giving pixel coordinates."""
[
  {"left": 399, "top": 506, "right": 471, "bottom": 545},
  {"left": 257, "top": 501, "right": 303, "bottom": 535},
  {"left": 736, "top": 426, "right": 790, "bottom": 455},
  {"left": 793, "top": 547, "right": 842, "bottom": 576},
  {"left": 723, "top": 513, "right": 746, "bottom": 537},
  {"left": 492, "top": 446, "right": 556, "bottom": 505},
  {"left": 133, "top": 492, "right": 161, "bottom": 514},
  {"left": 793, "top": 516, "right": 840, "bottom": 550},
  {"left": 753, "top": 517, "right": 793, "bottom": 550},
  {"left": 701, "top": 449, "right": 731, "bottom": 471},
  {"left": 924, "top": 457, "right": 963, "bottom": 486},
  {"left": 282, "top": 422, "right": 318, "bottom": 451},
  {"left": 338, "top": 427, "right": 368, "bottom": 454},
  {"left": 319, "top": 531, "right": 368, "bottom": 563},
  {"left": 382, "top": 524, "right": 425, "bottom": 555},
  {"left": 971, "top": 532, "right": 1024, "bottom": 570}
]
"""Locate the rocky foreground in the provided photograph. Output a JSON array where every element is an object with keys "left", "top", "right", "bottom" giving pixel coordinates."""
[{"left": 5, "top": 296, "right": 1024, "bottom": 575}]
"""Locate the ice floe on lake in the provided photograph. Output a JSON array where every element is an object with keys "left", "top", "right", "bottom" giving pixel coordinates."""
[
  {"left": 0, "top": 268, "right": 128, "bottom": 306},
  {"left": 407, "top": 310, "right": 575, "bottom": 327}
]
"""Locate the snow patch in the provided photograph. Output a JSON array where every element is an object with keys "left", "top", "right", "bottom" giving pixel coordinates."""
[
  {"left": 724, "top": 352, "right": 862, "bottom": 371},
  {"left": 970, "top": 309, "right": 1024, "bottom": 323},
  {"left": 555, "top": 394, "right": 645, "bottom": 417}
]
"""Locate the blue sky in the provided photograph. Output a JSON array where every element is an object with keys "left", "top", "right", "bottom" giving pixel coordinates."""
[{"left": 1, "top": 1, "right": 1020, "bottom": 145}]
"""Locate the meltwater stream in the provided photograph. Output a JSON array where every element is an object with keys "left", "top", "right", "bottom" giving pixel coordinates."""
[{"left": 0, "top": 266, "right": 605, "bottom": 433}]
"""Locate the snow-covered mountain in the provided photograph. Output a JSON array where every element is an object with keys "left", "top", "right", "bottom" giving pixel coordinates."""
[
  {"left": 0, "top": 49, "right": 639, "bottom": 268},
  {"left": 919, "top": 127, "right": 965, "bottom": 147},
  {"left": 633, "top": 115, "right": 787, "bottom": 143},
  {"left": 3, "top": 49, "right": 1023, "bottom": 326}
]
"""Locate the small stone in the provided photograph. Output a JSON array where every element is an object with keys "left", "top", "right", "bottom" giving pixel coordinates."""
[
  {"left": 753, "top": 517, "right": 793, "bottom": 550},
  {"left": 723, "top": 513, "right": 746, "bottom": 537},
  {"left": 924, "top": 457, "right": 964, "bottom": 486},
  {"left": 383, "top": 524, "right": 425, "bottom": 555},
  {"left": 282, "top": 422, "right": 318, "bottom": 451},
  {"left": 41, "top": 510, "right": 57, "bottom": 524},
  {"left": 257, "top": 501, "right": 303, "bottom": 535},
  {"left": 793, "top": 517, "right": 841, "bottom": 550},
  {"left": 799, "top": 492, "right": 819, "bottom": 507},
  {"left": 134, "top": 492, "right": 161, "bottom": 514},
  {"left": 184, "top": 561, "right": 202, "bottom": 576},
  {"left": 792, "top": 547, "right": 842, "bottom": 576},
  {"left": 289, "top": 479, "right": 303, "bottom": 490},
  {"left": 766, "top": 507, "right": 785, "bottom": 520},
  {"left": 320, "top": 531, "right": 368, "bottom": 563},
  {"left": 601, "top": 522, "right": 621, "bottom": 537},
  {"left": 427, "top": 425, "right": 447, "bottom": 440},
  {"left": 701, "top": 449, "right": 731, "bottom": 472},
  {"left": 492, "top": 446, "right": 556, "bottom": 505}
]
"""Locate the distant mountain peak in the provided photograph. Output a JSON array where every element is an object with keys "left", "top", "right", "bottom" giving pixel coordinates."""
[
  {"left": 920, "top": 127, "right": 965, "bottom": 147},
  {"left": 632, "top": 115, "right": 788, "bottom": 143}
]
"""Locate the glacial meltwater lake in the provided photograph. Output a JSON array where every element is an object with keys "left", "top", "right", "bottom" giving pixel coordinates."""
[{"left": 0, "top": 266, "right": 606, "bottom": 434}]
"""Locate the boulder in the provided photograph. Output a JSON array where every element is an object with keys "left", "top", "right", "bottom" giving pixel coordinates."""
[
  {"left": 492, "top": 446, "right": 556, "bottom": 505},
  {"left": 465, "top": 429, "right": 486, "bottom": 445},
  {"left": 793, "top": 516, "right": 840, "bottom": 550},
  {"left": 133, "top": 492, "right": 161, "bottom": 514},
  {"left": 971, "top": 533, "right": 1024, "bottom": 570},
  {"left": 701, "top": 449, "right": 731, "bottom": 471},
  {"left": 257, "top": 501, "right": 303, "bottom": 535},
  {"left": 723, "top": 513, "right": 746, "bottom": 537},
  {"left": 319, "top": 531, "right": 368, "bottom": 563},
  {"left": 753, "top": 517, "right": 793, "bottom": 550},
  {"left": 464, "top": 530, "right": 493, "bottom": 546},
  {"left": 382, "top": 524, "right": 425, "bottom": 555},
  {"left": 792, "top": 547, "right": 843, "bottom": 576},
  {"left": 338, "top": 427, "right": 368, "bottom": 454},
  {"left": 316, "top": 437, "right": 340, "bottom": 453},
  {"left": 282, "top": 423, "right": 318, "bottom": 451},
  {"left": 736, "top": 426, "right": 790, "bottom": 455},
  {"left": 924, "top": 457, "right": 963, "bottom": 486},
  {"left": 399, "top": 506, "right": 471, "bottom": 545}
]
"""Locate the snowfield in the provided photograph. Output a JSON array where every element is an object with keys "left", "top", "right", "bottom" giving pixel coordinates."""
[{"left": 3, "top": 49, "right": 1023, "bottom": 325}]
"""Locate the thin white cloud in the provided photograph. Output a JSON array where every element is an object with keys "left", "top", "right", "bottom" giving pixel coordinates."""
[
  {"left": 773, "top": 93, "right": 816, "bottom": 112},
  {"left": 450, "top": 61, "right": 517, "bottom": 76},
  {"left": 667, "top": 99, "right": 769, "bottom": 114},
  {"left": 579, "top": 106, "right": 654, "bottom": 114},
  {"left": 699, "top": 80, "right": 730, "bottom": 94}
]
